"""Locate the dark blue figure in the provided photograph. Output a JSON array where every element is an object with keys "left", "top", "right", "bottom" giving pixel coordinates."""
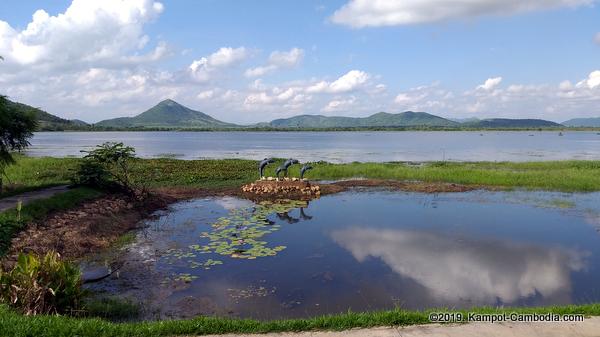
[
  {"left": 300, "top": 164, "right": 313, "bottom": 180},
  {"left": 275, "top": 158, "right": 299, "bottom": 179},
  {"left": 259, "top": 158, "right": 275, "bottom": 178}
]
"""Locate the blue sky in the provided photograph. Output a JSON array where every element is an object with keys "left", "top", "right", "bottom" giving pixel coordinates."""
[{"left": 0, "top": 0, "right": 599, "bottom": 123}]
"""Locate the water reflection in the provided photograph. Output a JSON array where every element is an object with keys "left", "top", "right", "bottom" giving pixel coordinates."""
[{"left": 332, "top": 228, "right": 586, "bottom": 304}]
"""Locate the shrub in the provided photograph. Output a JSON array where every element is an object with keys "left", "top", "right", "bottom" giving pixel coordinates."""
[
  {"left": 74, "top": 142, "right": 146, "bottom": 198},
  {"left": 0, "top": 252, "right": 83, "bottom": 315}
]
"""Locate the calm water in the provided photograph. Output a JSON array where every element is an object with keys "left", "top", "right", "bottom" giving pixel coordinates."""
[
  {"left": 84, "top": 189, "right": 600, "bottom": 320},
  {"left": 29, "top": 131, "right": 600, "bottom": 163}
]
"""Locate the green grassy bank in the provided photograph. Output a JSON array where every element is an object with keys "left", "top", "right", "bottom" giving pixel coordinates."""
[
  {"left": 0, "top": 303, "right": 598, "bottom": 337},
  {"left": 4, "top": 156, "right": 600, "bottom": 194}
]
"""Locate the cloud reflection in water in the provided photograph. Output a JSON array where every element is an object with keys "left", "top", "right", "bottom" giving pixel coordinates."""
[{"left": 331, "top": 228, "right": 586, "bottom": 304}]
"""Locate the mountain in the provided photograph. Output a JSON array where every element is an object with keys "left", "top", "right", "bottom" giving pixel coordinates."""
[
  {"left": 5, "top": 99, "right": 89, "bottom": 131},
  {"left": 462, "top": 118, "right": 562, "bottom": 128},
  {"left": 562, "top": 117, "right": 600, "bottom": 127},
  {"left": 96, "top": 99, "right": 236, "bottom": 128},
  {"left": 266, "top": 111, "right": 459, "bottom": 128}
]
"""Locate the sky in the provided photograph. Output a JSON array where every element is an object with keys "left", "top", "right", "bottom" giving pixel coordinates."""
[{"left": 0, "top": 0, "right": 599, "bottom": 124}]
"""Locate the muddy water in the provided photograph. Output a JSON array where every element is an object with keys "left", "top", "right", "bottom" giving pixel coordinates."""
[{"left": 83, "top": 189, "right": 600, "bottom": 320}]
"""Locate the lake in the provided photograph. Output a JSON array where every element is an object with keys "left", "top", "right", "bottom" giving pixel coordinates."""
[
  {"left": 83, "top": 189, "right": 600, "bottom": 320},
  {"left": 28, "top": 131, "right": 600, "bottom": 163}
]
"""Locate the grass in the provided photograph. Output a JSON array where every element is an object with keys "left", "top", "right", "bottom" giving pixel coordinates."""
[
  {"left": 130, "top": 158, "right": 600, "bottom": 192},
  {"left": 1, "top": 155, "right": 79, "bottom": 197},
  {"left": 0, "top": 187, "right": 102, "bottom": 256},
  {"left": 4, "top": 156, "right": 600, "bottom": 193},
  {"left": 81, "top": 298, "right": 140, "bottom": 321},
  {"left": 0, "top": 303, "right": 598, "bottom": 337}
]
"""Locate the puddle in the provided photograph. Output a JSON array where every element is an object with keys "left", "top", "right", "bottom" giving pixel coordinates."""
[{"left": 83, "top": 190, "right": 600, "bottom": 320}]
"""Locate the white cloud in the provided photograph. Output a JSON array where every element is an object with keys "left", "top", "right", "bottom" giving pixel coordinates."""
[
  {"left": 577, "top": 70, "right": 600, "bottom": 89},
  {"left": 595, "top": 32, "right": 600, "bottom": 45},
  {"left": 330, "top": 0, "right": 594, "bottom": 28},
  {"left": 389, "top": 72, "right": 600, "bottom": 121},
  {"left": 559, "top": 80, "right": 573, "bottom": 91},
  {"left": 0, "top": 0, "right": 165, "bottom": 69},
  {"left": 477, "top": 76, "right": 503, "bottom": 91},
  {"left": 197, "top": 90, "right": 214, "bottom": 100},
  {"left": 189, "top": 47, "right": 248, "bottom": 82},
  {"left": 322, "top": 96, "right": 357, "bottom": 112},
  {"left": 307, "top": 70, "right": 370, "bottom": 94},
  {"left": 245, "top": 47, "right": 304, "bottom": 77}
]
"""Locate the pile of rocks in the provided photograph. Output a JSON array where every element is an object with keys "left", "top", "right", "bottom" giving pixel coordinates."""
[{"left": 241, "top": 178, "right": 321, "bottom": 198}]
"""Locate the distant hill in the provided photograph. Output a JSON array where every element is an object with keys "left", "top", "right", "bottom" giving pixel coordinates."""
[
  {"left": 266, "top": 111, "right": 459, "bottom": 128},
  {"left": 450, "top": 117, "right": 480, "bottom": 123},
  {"left": 6, "top": 99, "right": 89, "bottom": 131},
  {"left": 462, "top": 118, "right": 562, "bottom": 128},
  {"left": 562, "top": 117, "right": 600, "bottom": 127},
  {"left": 96, "top": 99, "right": 236, "bottom": 128}
]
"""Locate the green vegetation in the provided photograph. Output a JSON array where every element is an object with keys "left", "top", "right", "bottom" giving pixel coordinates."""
[
  {"left": 129, "top": 158, "right": 257, "bottom": 189},
  {"left": 264, "top": 111, "right": 459, "bottom": 128},
  {"left": 0, "top": 187, "right": 102, "bottom": 256},
  {"left": 75, "top": 142, "right": 145, "bottom": 198},
  {"left": 5, "top": 156, "right": 600, "bottom": 193},
  {"left": 0, "top": 303, "right": 598, "bottom": 337},
  {"left": 298, "top": 160, "right": 600, "bottom": 192},
  {"left": 129, "top": 158, "right": 600, "bottom": 192},
  {"left": 0, "top": 252, "right": 82, "bottom": 315},
  {"left": 4, "top": 98, "right": 89, "bottom": 131},
  {"left": 0, "top": 96, "right": 38, "bottom": 193},
  {"left": 81, "top": 298, "right": 140, "bottom": 321},
  {"left": 95, "top": 99, "right": 235, "bottom": 129},
  {"left": 1, "top": 156, "right": 79, "bottom": 197}
]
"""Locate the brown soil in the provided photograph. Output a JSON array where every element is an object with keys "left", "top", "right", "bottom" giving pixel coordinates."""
[
  {"left": 2, "top": 193, "right": 175, "bottom": 268},
  {"left": 1, "top": 179, "right": 482, "bottom": 267}
]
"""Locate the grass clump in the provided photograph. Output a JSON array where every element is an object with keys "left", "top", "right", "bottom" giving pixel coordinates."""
[{"left": 0, "top": 252, "right": 82, "bottom": 316}]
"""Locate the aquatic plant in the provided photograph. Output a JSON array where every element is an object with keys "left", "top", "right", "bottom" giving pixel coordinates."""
[{"left": 163, "top": 200, "right": 306, "bottom": 278}]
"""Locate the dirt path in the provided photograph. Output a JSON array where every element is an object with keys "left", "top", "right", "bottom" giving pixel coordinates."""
[
  {"left": 0, "top": 185, "right": 70, "bottom": 212},
  {"left": 200, "top": 317, "right": 600, "bottom": 337}
]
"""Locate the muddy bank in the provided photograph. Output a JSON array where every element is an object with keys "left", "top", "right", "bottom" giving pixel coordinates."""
[{"left": 2, "top": 193, "right": 175, "bottom": 268}]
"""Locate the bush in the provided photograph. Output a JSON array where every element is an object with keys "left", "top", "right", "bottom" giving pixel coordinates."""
[
  {"left": 74, "top": 142, "right": 146, "bottom": 198},
  {"left": 0, "top": 252, "right": 83, "bottom": 315}
]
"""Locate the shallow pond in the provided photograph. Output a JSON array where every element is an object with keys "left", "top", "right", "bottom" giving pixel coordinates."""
[{"left": 84, "top": 189, "right": 600, "bottom": 320}]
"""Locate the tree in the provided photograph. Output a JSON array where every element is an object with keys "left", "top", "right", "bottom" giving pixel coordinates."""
[{"left": 0, "top": 95, "right": 38, "bottom": 192}]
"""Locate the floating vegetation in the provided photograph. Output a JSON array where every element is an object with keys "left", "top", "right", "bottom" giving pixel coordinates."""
[
  {"left": 189, "top": 259, "right": 223, "bottom": 270},
  {"left": 161, "top": 273, "right": 198, "bottom": 284},
  {"left": 227, "top": 285, "right": 276, "bottom": 302},
  {"left": 162, "top": 199, "right": 308, "bottom": 283}
]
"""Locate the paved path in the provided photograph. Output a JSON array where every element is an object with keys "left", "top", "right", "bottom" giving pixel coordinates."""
[
  {"left": 0, "top": 185, "right": 70, "bottom": 212},
  {"left": 200, "top": 316, "right": 600, "bottom": 337}
]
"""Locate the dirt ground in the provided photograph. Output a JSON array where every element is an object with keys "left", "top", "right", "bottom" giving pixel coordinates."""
[{"left": 1, "top": 179, "right": 482, "bottom": 267}]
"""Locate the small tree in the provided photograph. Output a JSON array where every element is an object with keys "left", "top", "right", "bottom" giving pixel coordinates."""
[
  {"left": 74, "top": 142, "right": 146, "bottom": 198},
  {"left": 0, "top": 95, "right": 38, "bottom": 192}
]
